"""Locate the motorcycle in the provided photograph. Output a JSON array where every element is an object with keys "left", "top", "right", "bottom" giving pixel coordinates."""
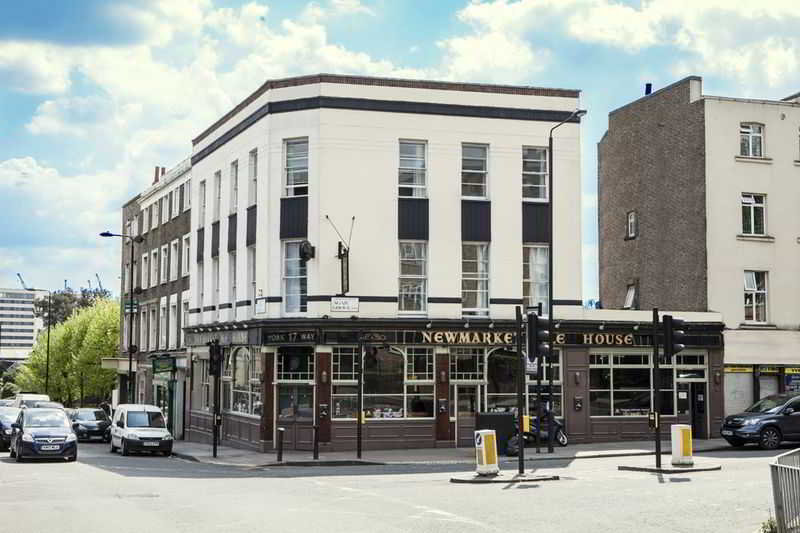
[{"left": 506, "top": 413, "right": 568, "bottom": 456}]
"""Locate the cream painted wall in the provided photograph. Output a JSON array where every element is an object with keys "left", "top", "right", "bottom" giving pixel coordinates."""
[{"left": 704, "top": 97, "right": 800, "bottom": 329}]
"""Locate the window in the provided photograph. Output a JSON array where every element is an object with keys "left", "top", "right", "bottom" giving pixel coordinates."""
[
  {"left": 399, "top": 241, "right": 427, "bottom": 313},
  {"left": 170, "top": 240, "right": 179, "bottom": 282},
  {"left": 406, "top": 347, "right": 434, "bottom": 381},
  {"left": 160, "top": 245, "right": 168, "bottom": 284},
  {"left": 150, "top": 250, "right": 158, "bottom": 288},
  {"left": 523, "top": 245, "right": 549, "bottom": 311},
  {"left": 450, "top": 348, "right": 486, "bottom": 381},
  {"left": 159, "top": 305, "right": 166, "bottom": 348},
  {"left": 132, "top": 214, "right": 139, "bottom": 237},
  {"left": 248, "top": 148, "right": 258, "bottom": 206},
  {"left": 140, "top": 309, "right": 147, "bottom": 351},
  {"left": 181, "top": 300, "right": 188, "bottom": 347},
  {"left": 744, "top": 271, "right": 767, "bottom": 322},
  {"left": 199, "top": 359, "right": 210, "bottom": 411},
  {"left": 626, "top": 211, "right": 637, "bottom": 239},
  {"left": 229, "top": 251, "right": 237, "bottom": 303},
  {"left": 149, "top": 307, "right": 157, "bottom": 350},
  {"left": 143, "top": 206, "right": 150, "bottom": 233},
  {"left": 197, "top": 262, "right": 205, "bottom": 312},
  {"left": 590, "top": 353, "right": 651, "bottom": 417},
  {"left": 182, "top": 235, "right": 190, "bottom": 277},
  {"left": 140, "top": 254, "right": 148, "bottom": 289},
  {"left": 462, "top": 144, "right": 488, "bottom": 198},
  {"left": 198, "top": 180, "right": 206, "bottom": 223},
  {"left": 213, "top": 171, "right": 221, "bottom": 221},
  {"left": 624, "top": 284, "right": 637, "bottom": 309},
  {"left": 277, "top": 348, "right": 314, "bottom": 381},
  {"left": 152, "top": 201, "right": 159, "bottom": 229},
  {"left": 285, "top": 138, "right": 308, "bottom": 197},
  {"left": 185, "top": 180, "right": 191, "bottom": 211},
  {"left": 221, "top": 348, "right": 262, "bottom": 416},
  {"left": 398, "top": 140, "right": 426, "bottom": 197},
  {"left": 283, "top": 241, "right": 307, "bottom": 313},
  {"left": 529, "top": 350, "right": 563, "bottom": 417},
  {"left": 169, "top": 303, "right": 177, "bottom": 349},
  {"left": 333, "top": 346, "right": 359, "bottom": 381},
  {"left": 212, "top": 257, "right": 220, "bottom": 321},
  {"left": 740, "top": 123, "right": 764, "bottom": 157},
  {"left": 172, "top": 189, "right": 179, "bottom": 219},
  {"left": 230, "top": 160, "right": 238, "bottom": 214},
  {"left": 161, "top": 196, "right": 168, "bottom": 225},
  {"left": 247, "top": 245, "right": 256, "bottom": 315},
  {"left": 522, "top": 147, "right": 547, "bottom": 200},
  {"left": 741, "top": 194, "right": 766, "bottom": 236},
  {"left": 462, "top": 243, "right": 489, "bottom": 316}
]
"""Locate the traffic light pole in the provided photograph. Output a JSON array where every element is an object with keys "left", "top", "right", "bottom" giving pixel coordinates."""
[
  {"left": 652, "top": 308, "right": 661, "bottom": 469},
  {"left": 356, "top": 334, "right": 363, "bottom": 460},
  {"left": 516, "top": 306, "right": 525, "bottom": 475}
]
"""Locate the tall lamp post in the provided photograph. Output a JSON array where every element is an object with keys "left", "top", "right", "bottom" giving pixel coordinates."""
[
  {"left": 547, "top": 108, "right": 586, "bottom": 452},
  {"left": 100, "top": 231, "right": 144, "bottom": 403},
  {"left": 17, "top": 274, "right": 51, "bottom": 394}
]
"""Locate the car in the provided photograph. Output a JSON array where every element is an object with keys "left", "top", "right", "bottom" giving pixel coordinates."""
[
  {"left": 34, "top": 401, "right": 65, "bottom": 410},
  {"left": 70, "top": 408, "right": 112, "bottom": 442},
  {"left": 0, "top": 399, "right": 13, "bottom": 407},
  {"left": 0, "top": 407, "right": 21, "bottom": 451},
  {"left": 721, "top": 392, "right": 800, "bottom": 450},
  {"left": 11, "top": 393, "right": 51, "bottom": 409},
  {"left": 9, "top": 408, "right": 78, "bottom": 462},
  {"left": 109, "top": 404, "right": 173, "bottom": 456}
]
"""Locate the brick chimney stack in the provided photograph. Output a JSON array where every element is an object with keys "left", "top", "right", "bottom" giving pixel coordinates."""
[{"left": 153, "top": 166, "right": 159, "bottom": 184}]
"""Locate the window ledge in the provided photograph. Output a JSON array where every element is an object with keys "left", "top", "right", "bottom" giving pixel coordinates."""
[
  {"left": 735, "top": 156, "right": 773, "bottom": 164},
  {"left": 794, "top": 160, "right": 800, "bottom": 167},
  {"left": 736, "top": 234, "right": 775, "bottom": 243},
  {"left": 522, "top": 198, "right": 549, "bottom": 204},
  {"left": 738, "top": 323, "right": 777, "bottom": 330},
  {"left": 624, "top": 235, "right": 637, "bottom": 241}
]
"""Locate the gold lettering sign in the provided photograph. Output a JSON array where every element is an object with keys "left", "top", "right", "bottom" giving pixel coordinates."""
[
  {"left": 418, "top": 330, "right": 515, "bottom": 345},
  {"left": 555, "top": 333, "right": 566, "bottom": 345}
]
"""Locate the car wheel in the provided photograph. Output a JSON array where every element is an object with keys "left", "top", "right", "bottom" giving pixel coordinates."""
[
  {"left": 9, "top": 445, "right": 16, "bottom": 458},
  {"left": 15, "top": 448, "right": 23, "bottom": 462},
  {"left": 67, "top": 453, "right": 77, "bottom": 462},
  {"left": 725, "top": 437, "right": 746, "bottom": 447},
  {"left": 162, "top": 450, "right": 171, "bottom": 457},
  {"left": 121, "top": 438, "right": 129, "bottom": 456},
  {"left": 110, "top": 440, "right": 118, "bottom": 453},
  {"left": 759, "top": 427, "right": 782, "bottom": 450}
]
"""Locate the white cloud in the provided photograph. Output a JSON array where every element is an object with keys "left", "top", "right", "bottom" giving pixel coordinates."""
[
  {"left": 0, "top": 42, "right": 73, "bottom": 93},
  {"left": 330, "top": 0, "right": 375, "bottom": 16}
]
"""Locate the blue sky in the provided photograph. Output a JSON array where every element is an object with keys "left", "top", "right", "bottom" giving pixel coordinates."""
[{"left": 1, "top": 0, "right": 799, "bottom": 298}]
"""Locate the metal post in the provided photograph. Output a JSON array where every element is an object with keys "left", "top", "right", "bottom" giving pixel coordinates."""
[
  {"left": 357, "top": 336, "right": 363, "bottom": 459},
  {"left": 546, "top": 132, "right": 555, "bottom": 455},
  {"left": 547, "top": 342, "right": 555, "bottom": 454},
  {"left": 535, "top": 302, "right": 542, "bottom": 454},
  {"left": 516, "top": 306, "right": 525, "bottom": 475},
  {"left": 127, "top": 237, "right": 136, "bottom": 403},
  {"left": 45, "top": 291, "right": 51, "bottom": 395},
  {"left": 213, "top": 367, "right": 220, "bottom": 458},
  {"left": 277, "top": 427, "right": 285, "bottom": 462},
  {"left": 313, "top": 425, "right": 320, "bottom": 460},
  {"left": 652, "top": 308, "right": 661, "bottom": 469}
]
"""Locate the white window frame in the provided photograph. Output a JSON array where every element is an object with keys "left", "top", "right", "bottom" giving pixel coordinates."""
[
  {"left": 248, "top": 148, "right": 258, "bottom": 206},
  {"left": 230, "top": 160, "right": 238, "bottom": 214},
  {"left": 523, "top": 244, "right": 549, "bottom": 311},
  {"left": 744, "top": 270, "right": 768, "bottom": 323},
  {"left": 150, "top": 250, "right": 158, "bottom": 288},
  {"left": 461, "top": 143, "right": 489, "bottom": 199},
  {"left": 741, "top": 193, "right": 766, "bottom": 236},
  {"left": 172, "top": 189, "right": 179, "bottom": 219},
  {"left": 198, "top": 261, "right": 205, "bottom": 313},
  {"left": 184, "top": 180, "right": 191, "bottom": 212},
  {"left": 283, "top": 240, "right": 307, "bottom": 315},
  {"left": 161, "top": 196, "right": 168, "bottom": 225},
  {"left": 229, "top": 251, "right": 237, "bottom": 304},
  {"left": 623, "top": 284, "right": 636, "bottom": 309},
  {"left": 152, "top": 201, "right": 159, "bottom": 229},
  {"left": 522, "top": 146, "right": 548, "bottom": 201},
  {"left": 398, "top": 241, "right": 427, "bottom": 314},
  {"left": 398, "top": 140, "right": 427, "bottom": 198},
  {"left": 169, "top": 302, "right": 178, "bottom": 350},
  {"left": 140, "top": 309, "right": 148, "bottom": 351},
  {"left": 213, "top": 171, "right": 221, "bottom": 221},
  {"left": 132, "top": 214, "right": 139, "bottom": 237},
  {"left": 159, "top": 304, "right": 167, "bottom": 349},
  {"left": 212, "top": 257, "right": 220, "bottom": 321},
  {"left": 170, "top": 239, "right": 179, "bottom": 282},
  {"left": 284, "top": 138, "right": 309, "bottom": 197},
  {"left": 462, "top": 242, "right": 489, "bottom": 317},
  {"left": 247, "top": 245, "right": 256, "bottom": 316},
  {"left": 740, "top": 123, "right": 764, "bottom": 158},
  {"left": 160, "top": 244, "right": 169, "bottom": 285},
  {"left": 181, "top": 299, "right": 189, "bottom": 348},
  {"left": 198, "top": 180, "right": 206, "bottom": 223},
  {"left": 626, "top": 211, "right": 637, "bottom": 239},
  {"left": 182, "top": 234, "right": 191, "bottom": 277},
  {"left": 149, "top": 307, "right": 157, "bottom": 351}
]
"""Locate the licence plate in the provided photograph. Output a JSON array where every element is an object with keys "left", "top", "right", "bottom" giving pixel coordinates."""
[
  {"left": 721, "top": 430, "right": 733, "bottom": 436},
  {"left": 40, "top": 445, "right": 60, "bottom": 451},
  {"left": 143, "top": 441, "right": 159, "bottom": 447}
]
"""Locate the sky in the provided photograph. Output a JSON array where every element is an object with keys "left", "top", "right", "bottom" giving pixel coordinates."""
[{"left": 1, "top": 0, "right": 799, "bottom": 300}]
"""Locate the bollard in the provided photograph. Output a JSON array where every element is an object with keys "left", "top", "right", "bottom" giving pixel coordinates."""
[
  {"left": 313, "top": 425, "right": 320, "bottom": 460},
  {"left": 277, "top": 427, "right": 285, "bottom": 463}
]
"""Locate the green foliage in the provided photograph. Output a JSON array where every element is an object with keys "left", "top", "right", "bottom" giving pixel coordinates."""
[
  {"left": 34, "top": 287, "right": 112, "bottom": 327},
  {"left": 15, "top": 299, "right": 119, "bottom": 405},
  {"left": 760, "top": 516, "right": 777, "bottom": 533}
]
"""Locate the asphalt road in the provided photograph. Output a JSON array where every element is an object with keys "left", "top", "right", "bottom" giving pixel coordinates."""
[{"left": 0, "top": 441, "right": 790, "bottom": 533}]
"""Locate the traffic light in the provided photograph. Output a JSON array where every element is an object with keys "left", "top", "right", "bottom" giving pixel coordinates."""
[
  {"left": 527, "top": 313, "right": 550, "bottom": 364},
  {"left": 208, "top": 339, "right": 222, "bottom": 376},
  {"left": 663, "top": 315, "right": 686, "bottom": 363}
]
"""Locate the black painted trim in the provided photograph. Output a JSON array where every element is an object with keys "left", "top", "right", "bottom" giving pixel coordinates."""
[
  {"left": 218, "top": 303, "right": 233, "bottom": 310},
  {"left": 280, "top": 197, "right": 308, "bottom": 239},
  {"left": 306, "top": 295, "right": 398, "bottom": 303},
  {"left": 266, "top": 297, "right": 282, "bottom": 303},
  {"left": 398, "top": 197, "right": 429, "bottom": 240},
  {"left": 227, "top": 213, "right": 237, "bottom": 252},
  {"left": 211, "top": 221, "right": 220, "bottom": 258},
  {"left": 235, "top": 300, "right": 252, "bottom": 308},
  {"left": 553, "top": 299, "right": 583, "bottom": 306},
  {"left": 191, "top": 96, "right": 582, "bottom": 166},
  {"left": 246, "top": 205, "right": 257, "bottom": 246},
  {"left": 429, "top": 297, "right": 462, "bottom": 304},
  {"left": 489, "top": 298, "right": 524, "bottom": 305},
  {"left": 188, "top": 308, "right": 201, "bottom": 314},
  {"left": 462, "top": 200, "right": 491, "bottom": 242},
  {"left": 202, "top": 305, "right": 216, "bottom": 312}
]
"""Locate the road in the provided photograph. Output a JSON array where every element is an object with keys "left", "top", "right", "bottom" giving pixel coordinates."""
[{"left": 0, "top": 441, "right": 788, "bottom": 533}]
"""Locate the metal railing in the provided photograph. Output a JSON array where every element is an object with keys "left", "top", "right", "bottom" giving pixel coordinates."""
[{"left": 771, "top": 448, "right": 800, "bottom": 533}]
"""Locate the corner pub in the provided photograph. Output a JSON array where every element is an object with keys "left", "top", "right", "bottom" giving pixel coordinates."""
[{"left": 183, "top": 308, "right": 724, "bottom": 452}]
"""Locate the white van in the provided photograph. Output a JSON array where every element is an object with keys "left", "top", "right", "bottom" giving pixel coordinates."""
[
  {"left": 12, "top": 393, "right": 51, "bottom": 409},
  {"left": 109, "top": 404, "right": 173, "bottom": 456}
]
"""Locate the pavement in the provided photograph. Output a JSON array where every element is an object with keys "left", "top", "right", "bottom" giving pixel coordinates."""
[{"left": 171, "top": 437, "right": 733, "bottom": 467}]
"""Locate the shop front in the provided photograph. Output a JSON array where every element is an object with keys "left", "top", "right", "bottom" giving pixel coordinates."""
[{"left": 149, "top": 354, "right": 188, "bottom": 439}]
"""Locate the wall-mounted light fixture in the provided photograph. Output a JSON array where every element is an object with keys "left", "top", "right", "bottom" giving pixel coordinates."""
[
  {"left": 489, "top": 322, "right": 495, "bottom": 329},
  {"left": 633, "top": 324, "right": 640, "bottom": 331},
  {"left": 426, "top": 321, "right": 432, "bottom": 329},
  {"left": 464, "top": 322, "right": 470, "bottom": 329},
  {"left": 714, "top": 371, "right": 721, "bottom": 385},
  {"left": 321, "top": 370, "right": 328, "bottom": 384},
  {"left": 439, "top": 370, "right": 447, "bottom": 383},
  {"left": 574, "top": 371, "right": 581, "bottom": 385},
  {"left": 554, "top": 322, "right": 561, "bottom": 329},
  {"left": 598, "top": 323, "right": 605, "bottom": 331}
]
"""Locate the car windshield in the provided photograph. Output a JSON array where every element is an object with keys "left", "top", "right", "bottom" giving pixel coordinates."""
[
  {"left": 0, "top": 408, "right": 21, "bottom": 424},
  {"left": 746, "top": 394, "right": 797, "bottom": 414},
  {"left": 76, "top": 410, "right": 109, "bottom": 421},
  {"left": 21, "top": 399, "right": 44, "bottom": 408},
  {"left": 126, "top": 411, "right": 166, "bottom": 428},
  {"left": 36, "top": 402, "right": 63, "bottom": 409},
  {"left": 24, "top": 409, "right": 70, "bottom": 428}
]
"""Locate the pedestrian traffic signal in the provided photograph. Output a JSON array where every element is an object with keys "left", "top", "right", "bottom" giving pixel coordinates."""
[
  {"left": 663, "top": 315, "right": 686, "bottom": 362},
  {"left": 527, "top": 313, "right": 550, "bottom": 363},
  {"left": 208, "top": 339, "right": 222, "bottom": 376}
]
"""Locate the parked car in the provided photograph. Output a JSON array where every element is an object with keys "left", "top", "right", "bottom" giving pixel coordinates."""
[
  {"left": 34, "top": 401, "right": 65, "bottom": 410},
  {"left": 70, "top": 408, "right": 112, "bottom": 442},
  {"left": 721, "top": 392, "right": 800, "bottom": 450},
  {"left": 11, "top": 393, "right": 50, "bottom": 409},
  {"left": 9, "top": 408, "right": 78, "bottom": 462},
  {"left": 109, "top": 404, "right": 173, "bottom": 456},
  {"left": 0, "top": 399, "right": 14, "bottom": 407},
  {"left": 0, "top": 407, "right": 21, "bottom": 451}
]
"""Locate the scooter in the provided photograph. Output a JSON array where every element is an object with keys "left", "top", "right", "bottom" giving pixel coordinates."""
[{"left": 506, "top": 413, "right": 568, "bottom": 456}]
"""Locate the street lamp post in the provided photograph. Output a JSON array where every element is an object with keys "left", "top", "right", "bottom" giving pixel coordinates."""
[
  {"left": 100, "top": 231, "right": 144, "bottom": 403},
  {"left": 547, "top": 108, "right": 586, "bottom": 452},
  {"left": 17, "top": 274, "right": 52, "bottom": 395}
]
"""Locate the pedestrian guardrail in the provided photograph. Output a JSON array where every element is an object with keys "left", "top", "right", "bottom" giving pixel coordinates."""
[{"left": 770, "top": 448, "right": 800, "bottom": 533}]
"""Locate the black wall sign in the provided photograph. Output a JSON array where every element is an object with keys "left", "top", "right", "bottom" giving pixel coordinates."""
[{"left": 261, "top": 330, "right": 317, "bottom": 345}]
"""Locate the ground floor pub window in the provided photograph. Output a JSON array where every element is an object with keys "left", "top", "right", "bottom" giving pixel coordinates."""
[
  {"left": 528, "top": 350, "right": 563, "bottom": 417},
  {"left": 278, "top": 384, "right": 313, "bottom": 422},
  {"left": 589, "top": 353, "right": 651, "bottom": 417},
  {"left": 449, "top": 347, "right": 485, "bottom": 381},
  {"left": 220, "top": 347, "right": 262, "bottom": 416},
  {"left": 332, "top": 346, "right": 358, "bottom": 419},
  {"left": 486, "top": 349, "right": 517, "bottom": 412}
]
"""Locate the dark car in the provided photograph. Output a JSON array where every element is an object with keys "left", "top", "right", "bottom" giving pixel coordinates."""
[
  {"left": 0, "top": 407, "right": 21, "bottom": 451},
  {"left": 9, "top": 408, "right": 78, "bottom": 462},
  {"left": 70, "top": 408, "right": 111, "bottom": 442},
  {"left": 721, "top": 392, "right": 800, "bottom": 450}
]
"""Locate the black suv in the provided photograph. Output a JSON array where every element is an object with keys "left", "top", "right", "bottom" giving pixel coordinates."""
[{"left": 721, "top": 392, "right": 800, "bottom": 449}]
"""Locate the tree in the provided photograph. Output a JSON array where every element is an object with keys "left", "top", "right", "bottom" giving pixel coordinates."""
[
  {"left": 15, "top": 299, "right": 119, "bottom": 405},
  {"left": 33, "top": 287, "right": 112, "bottom": 328}
]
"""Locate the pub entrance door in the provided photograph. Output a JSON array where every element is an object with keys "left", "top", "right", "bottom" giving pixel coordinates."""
[
  {"left": 677, "top": 382, "right": 708, "bottom": 439},
  {"left": 455, "top": 385, "right": 482, "bottom": 447},
  {"left": 276, "top": 384, "right": 314, "bottom": 450}
]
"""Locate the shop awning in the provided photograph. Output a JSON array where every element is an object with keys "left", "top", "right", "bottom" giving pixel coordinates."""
[{"left": 724, "top": 329, "right": 800, "bottom": 365}]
